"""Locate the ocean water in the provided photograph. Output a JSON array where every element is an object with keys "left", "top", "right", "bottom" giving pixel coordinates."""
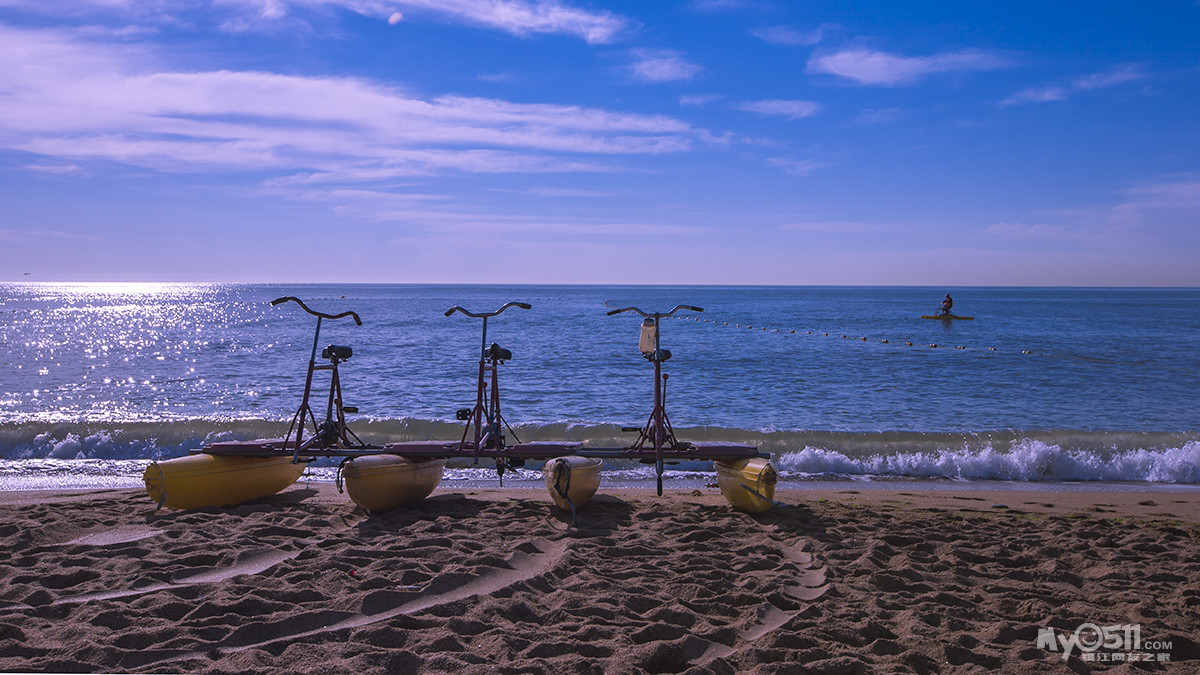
[{"left": 2, "top": 283, "right": 1198, "bottom": 490}]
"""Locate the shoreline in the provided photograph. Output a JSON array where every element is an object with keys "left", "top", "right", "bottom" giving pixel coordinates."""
[
  {"left": 5, "top": 482, "right": 1200, "bottom": 521},
  {"left": 4, "top": 460, "right": 1200, "bottom": 495},
  {"left": 2, "top": 484, "right": 1197, "bottom": 672}
]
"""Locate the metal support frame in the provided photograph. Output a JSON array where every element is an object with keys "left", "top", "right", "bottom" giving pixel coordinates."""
[
  {"left": 605, "top": 304, "right": 701, "bottom": 495},
  {"left": 271, "top": 296, "right": 366, "bottom": 462},
  {"left": 202, "top": 298, "right": 764, "bottom": 489},
  {"left": 445, "top": 302, "right": 530, "bottom": 474}
]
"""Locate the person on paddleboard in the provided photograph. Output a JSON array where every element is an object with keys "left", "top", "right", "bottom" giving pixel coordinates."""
[{"left": 940, "top": 293, "right": 953, "bottom": 316}]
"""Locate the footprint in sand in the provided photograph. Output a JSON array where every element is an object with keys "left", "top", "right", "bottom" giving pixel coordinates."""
[{"left": 697, "top": 539, "right": 829, "bottom": 664}]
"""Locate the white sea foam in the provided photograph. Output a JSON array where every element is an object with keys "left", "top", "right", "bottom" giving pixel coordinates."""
[
  {"left": 3, "top": 420, "right": 1198, "bottom": 483},
  {"left": 777, "top": 439, "right": 1200, "bottom": 483}
]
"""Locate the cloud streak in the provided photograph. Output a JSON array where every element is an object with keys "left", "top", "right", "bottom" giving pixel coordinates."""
[
  {"left": 4, "top": 0, "right": 631, "bottom": 43},
  {"left": 734, "top": 99, "right": 821, "bottom": 120},
  {"left": 750, "top": 25, "right": 826, "bottom": 47},
  {"left": 985, "top": 176, "right": 1200, "bottom": 248},
  {"left": 766, "top": 158, "right": 827, "bottom": 176},
  {"left": 0, "top": 25, "right": 697, "bottom": 182},
  {"left": 807, "top": 48, "right": 1007, "bottom": 85},
  {"left": 627, "top": 49, "right": 703, "bottom": 83},
  {"left": 377, "top": 0, "right": 629, "bottom": 43},
  {"left": 1001, "top": 65, "right": 1146, "bottom": 106}
]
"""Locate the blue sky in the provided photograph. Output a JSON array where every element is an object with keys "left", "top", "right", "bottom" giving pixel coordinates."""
[{"left": 1, "top": 1, "right": 1198, "bottom": 285}]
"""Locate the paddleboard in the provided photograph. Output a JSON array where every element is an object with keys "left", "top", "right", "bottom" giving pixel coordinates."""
[{"left": 921, "top": 314, "right": 974, "bottom": 320}]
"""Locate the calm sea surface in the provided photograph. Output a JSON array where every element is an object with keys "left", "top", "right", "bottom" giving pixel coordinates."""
[{"left": 2, "top": 283, "right": 1198, "bottom": 489}]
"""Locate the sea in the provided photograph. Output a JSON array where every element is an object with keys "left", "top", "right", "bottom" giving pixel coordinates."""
[{"left": 2, "top": 283, "right": 1198, "bottom": 493}]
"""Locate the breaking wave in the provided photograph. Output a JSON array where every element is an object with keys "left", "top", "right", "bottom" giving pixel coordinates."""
[
  {"left": 1, "top": 420, "right": 1197, "bottom": 484},
  {"left": 776, "top": 439, "right": 1200, "bottom": 483}
]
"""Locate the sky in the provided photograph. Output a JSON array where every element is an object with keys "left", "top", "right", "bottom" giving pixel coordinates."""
[{"left": 1, "top": 1, "right": 1198, "bottom": 286}]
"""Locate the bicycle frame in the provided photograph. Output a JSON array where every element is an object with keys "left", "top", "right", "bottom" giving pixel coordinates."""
[
  {"left": 606, "top": 304, "right": 702, "bottom": 494},
  {"left": 445, "top": 302, "right": 530, "bottom": 465},
  {"left": 272, "top": 296, "right": 365, "bottom": 461}
]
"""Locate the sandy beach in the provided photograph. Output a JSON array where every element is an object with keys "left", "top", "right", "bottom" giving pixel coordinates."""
[{"left": 1, "top": 483, "right": 1197, "bottom": 673}]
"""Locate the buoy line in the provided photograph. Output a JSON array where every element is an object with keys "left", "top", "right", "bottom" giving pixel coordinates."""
[{"left": 662, "top": 313, "right": 1200, "bottom": 374}]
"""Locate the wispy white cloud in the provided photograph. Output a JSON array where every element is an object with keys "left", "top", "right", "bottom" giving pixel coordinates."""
[
  {"left": 1001, "top": 84, "right": 1069, "bottom": 105},
  {"left": 1072, "top": 65, "right": 1145, "bottom": 91},
  {"left": 1001, "top": 64, "right": 1146, "bottom": 106},
  {"left": 1110, "top": 176, "right": 1200, "bottom": 229},
  {"left": 766, "top": 158, "right": 827, "bottom": 176},
  {"left": 306, "top": 190, "right": 702, "bottom": 233},
  {"left": 777, "top": 221, "right": 878, "bottom": 233},
  {"left": 982, "top": 222, "right": 1079, "bottom": 240},
  {"left": 0, "top": 227, "right": 103, "bottom": 242},
  {"left": 852, "top": 107, "right": 907, "bottom": 125},
  {"left": 521, "top": 187, "right": 610, "bottom": 198},
  {"left": 734, "top": 99, "right": 821, "bottom": 120},
  {"left": 807, "top": 48, "right": 1007, "bottom": 86},
  {"left": 750, "top": 25, "right": 826, "bottom": 47},
  {"left": 0, "top": 25, "right": 697, "bottom": 181},
  {"left": 985, "top": 176, "right": 1200, "bottom": 247},
  {"left": 476, "top": 71, "right": 518, "bottom": 83},
  {"left": 687, "top": 0, "right": 755, "bottom": 12},
  {"left": 679, "top": 93, "right": 721, "bottom": 108},
  {"left": 24, "top": 162, "right": 87, "bottom": 175},
  {"left": 425, "top": 218, "right": 700, "bottom": 237},
  {"left": 379, "top": 0, "right": 629, "bottom": 43},
  {"left": 627, "top": 48, "right": 703, "bottom": 83},
  {"left": 3, "top": 0, "right": 630, "bottom": 43}
]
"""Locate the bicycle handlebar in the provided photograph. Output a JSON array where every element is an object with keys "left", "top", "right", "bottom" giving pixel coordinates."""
[
  {"left": 605, "top": 304, "right": 703, "bottom": 318},
  {"left": 270, "top": 296, "right": 362, "bottom": 326},
  {"left": 444, "top": 302, "right": 532, "bottom": 318}
]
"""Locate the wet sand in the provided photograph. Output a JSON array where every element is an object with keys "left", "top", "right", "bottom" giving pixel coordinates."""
[{"left": 1, "top": 483, "right": 1198, "bottom": 673}]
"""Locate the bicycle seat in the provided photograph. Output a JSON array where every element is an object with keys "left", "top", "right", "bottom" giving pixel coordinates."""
[{"left": 321, "top": 344, "right": 353, "bottom": 361}]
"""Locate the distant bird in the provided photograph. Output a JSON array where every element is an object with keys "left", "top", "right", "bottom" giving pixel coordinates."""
[{"left": 23, "top": 272, "right": 30, "bottom": 275}]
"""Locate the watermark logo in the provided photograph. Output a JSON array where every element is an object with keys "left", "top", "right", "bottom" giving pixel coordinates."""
[{"left": 1038, "top": 623, "right": 1172, "bottom": 662}]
